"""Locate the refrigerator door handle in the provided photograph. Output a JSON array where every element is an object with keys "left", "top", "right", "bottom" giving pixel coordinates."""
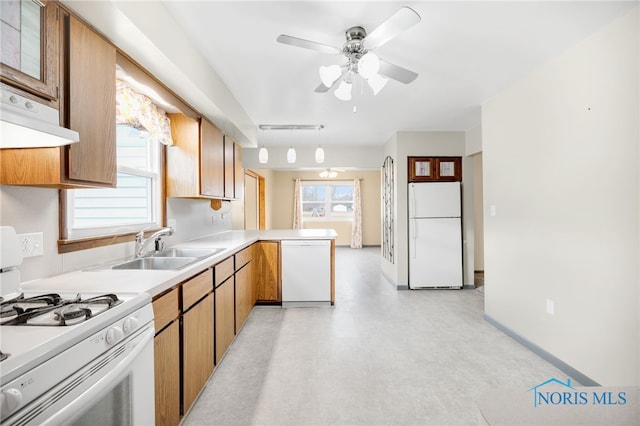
[
  {"left": 409, "top": 184, "right": 415, "bottom": 218},
  {"left": 410, "top": 219, "right": 417, "bottom": 258}
]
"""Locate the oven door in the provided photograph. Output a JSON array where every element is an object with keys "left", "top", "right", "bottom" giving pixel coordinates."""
[{"left": 5, "top": 323, "right": 155, "bottom": 426}]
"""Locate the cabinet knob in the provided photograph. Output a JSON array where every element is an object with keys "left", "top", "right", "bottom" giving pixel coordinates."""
[
  {"left": 24, "top": 101, "right": 34, "bottom": 110},
  {"left": 8, "top": 95, "right": 19, "bottom": 104}
]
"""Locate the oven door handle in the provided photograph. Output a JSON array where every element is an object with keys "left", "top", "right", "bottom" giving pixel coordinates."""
[{"left": 42, "top": 327, "right": 154, "bottom": 425}]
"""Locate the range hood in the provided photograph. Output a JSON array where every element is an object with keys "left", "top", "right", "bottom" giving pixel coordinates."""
[{"left": 1, "top": 89, "right": 79, "bottom": 149}]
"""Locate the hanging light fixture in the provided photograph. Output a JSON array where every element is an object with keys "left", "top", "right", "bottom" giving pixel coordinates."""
[
  {"left": 358, "top": 52, "right": 380, "bottom": 79},
  {"left": 319, "top": 169, "right": 338, "bottom": 179},
  {"left": 287, "top": 146, "right": 296, "bottom": 163},
  {"left": 334, "top": 80, "right": 352, "bottom": 101},
  {"left": 258, "top": 146, "right": 268, "bottom": 163},
  {"left": 319, "top": 65, "right": 342, "bottom": 88},
  {"left": 315, "top": 145, "right": 325, "bottom": 163}
]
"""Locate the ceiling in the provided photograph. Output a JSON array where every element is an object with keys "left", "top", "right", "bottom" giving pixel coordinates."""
[{"left": 158, "top": 1, "right": 635, "bottom": 148}]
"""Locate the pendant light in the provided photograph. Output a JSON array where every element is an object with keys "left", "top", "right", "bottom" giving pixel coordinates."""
[
  {"left": 258, "top": 146, "right": 268, "bottom": 163},
  {"left": 287, "top": 146, "right": 296, "bottom": 163},
  {"left": 315, "top": 145, "right": 325, "bottom": 163}
]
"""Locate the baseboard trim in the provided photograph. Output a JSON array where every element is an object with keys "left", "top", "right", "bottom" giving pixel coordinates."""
[
  {"left": 483, "top": 313, "right": 600, "bottom": 386},
  {"left": 463, "top": 284, "right": 475, "bottom": 290}
]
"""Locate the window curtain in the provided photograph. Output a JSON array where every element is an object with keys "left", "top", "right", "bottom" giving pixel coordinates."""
[
  {"left": 115, "top": 79, "right": 174, "bottom": 146},
  {"left": 293, "top": 178, "right": 302, "bottom": 229},
  {"left": 351, "top": 179, "right": 362, "bottom": 248}
]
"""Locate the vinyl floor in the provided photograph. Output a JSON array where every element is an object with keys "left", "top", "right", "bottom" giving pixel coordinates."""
[{"left": 183, "top": 246, "right": 575, "bottom": 426}]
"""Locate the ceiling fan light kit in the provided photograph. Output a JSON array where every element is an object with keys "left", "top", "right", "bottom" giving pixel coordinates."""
[
  {"left": 334, "top": 80, "right": 353, "bottom": 101},
  {"left": 277, "top": 6, "right": 421, "bottom": 101},
  {"left": 319, "top": 169, "right": 338, "bottom": 179}
]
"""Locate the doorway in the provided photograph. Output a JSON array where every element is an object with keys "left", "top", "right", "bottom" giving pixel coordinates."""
[{"left": 245, "top": 170, "right": 265, "bottom": 230}]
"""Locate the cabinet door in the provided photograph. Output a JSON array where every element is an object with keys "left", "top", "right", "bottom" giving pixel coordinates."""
[
  {"left": 223, "top": 135, "right": 235, "bottom": 198},
  {"left": 65, "top": 14, "right": 116, "bottom": 185},
  {"left": 215, "top": 277, "right": 235, "bottom": 364},
  {"left": 0, "top": 0, "right": 59, "bottom": 101},
  {"left": 183, "top": 292, "right": 214, "bottom": 414},
  {"left": 234, "top": 142, "right": 244, "bottom": 201},
  {"left": 235, "top": 261, "right": 253, "bottom": 332},
  {"left": 255, "top": 241, "right": 280, "bottom": 303},
  {"left": 154, "top": 320, "right": 180, "bottom": 426},
  {"left": 200, "top": 118, "right": 224, "bottom": 197},
  {"left": 166, "top": 113, "right": 200, "bottom": 197}
]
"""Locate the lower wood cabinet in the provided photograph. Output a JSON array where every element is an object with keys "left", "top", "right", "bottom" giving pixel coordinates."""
[
  {"left": 255, "top": 241, "right": 280, "bottom": 303},
  {"left": 152, "top": 288, "right": 180, "bottom": 426},
  {"left": 154, "top": 321, "right": 180, "bottom": 426},
  {"left": 182, "top": 292, "right": 214, "bottom": 413},
  {"left": 235, "top": 260, "right": 253, "bottom": 332},
  {"left": 215, "top": 276, "right": 235, "bottom": 364}
]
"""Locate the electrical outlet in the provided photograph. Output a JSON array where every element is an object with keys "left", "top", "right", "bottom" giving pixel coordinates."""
[{"left": 17, "top": 232, "right": 44, "bottom": 258}]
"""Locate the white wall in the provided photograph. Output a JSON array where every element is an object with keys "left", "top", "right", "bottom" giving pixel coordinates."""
[{"left": 482, "top": 8, "right": 639, "bottom": 386}]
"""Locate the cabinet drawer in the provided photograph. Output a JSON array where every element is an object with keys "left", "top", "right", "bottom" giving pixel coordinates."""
[
  {"left": 214, "top": 257, "right": 235, "bottom": 287},
  {"left": 235, "top": 245, "right": 252, "bottom": 269},
  {"left": 182, "top": 269, "right": 213, "bottom": 311},
  {"left": 152, "top": 287, "right": 179, "bottom": 332}
]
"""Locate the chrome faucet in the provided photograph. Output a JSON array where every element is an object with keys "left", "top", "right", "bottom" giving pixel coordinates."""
[{"left": 135, "top": 227, "right": 173, "bottom": 258}]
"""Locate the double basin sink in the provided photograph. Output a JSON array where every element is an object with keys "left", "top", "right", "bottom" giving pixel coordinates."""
[{"left": 108, "top": 248, "right": 225, "bottom": 270}]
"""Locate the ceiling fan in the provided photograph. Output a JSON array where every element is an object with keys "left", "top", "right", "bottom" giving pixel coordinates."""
[{"left": 277, "top": 6, "right": 421, "bottom": 101}]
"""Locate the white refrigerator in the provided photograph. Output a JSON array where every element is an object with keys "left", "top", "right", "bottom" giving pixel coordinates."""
[{"left": 408, "top": 182, "right": 463, "bottom": 289}]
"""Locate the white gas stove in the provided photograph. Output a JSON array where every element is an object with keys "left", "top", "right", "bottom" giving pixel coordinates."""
[{"left": 0, "top": 227, "right": 155, "bottom": 425}]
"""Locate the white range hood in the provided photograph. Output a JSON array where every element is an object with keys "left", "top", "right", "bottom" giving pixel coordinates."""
[{"left": 0, "top": 89, "right": 79, "bottom": 149}]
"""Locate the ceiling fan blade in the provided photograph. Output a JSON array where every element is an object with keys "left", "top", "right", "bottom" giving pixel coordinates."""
[
  {"left": 315, "top": 83, "right": 330, "bottom": 93},
  {"left": 277, "top": 34, "right": 341, "bottom": 55},
  {"left": 364, "top": 6, "right": 421, "bottom": 50},
  {"left": 378, "top": 58, "right": 418, "bottom": 84}
]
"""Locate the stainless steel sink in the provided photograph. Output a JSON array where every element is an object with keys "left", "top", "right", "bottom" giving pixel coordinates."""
[
  {"left": 111, "top": 257, "right": 198, "bottom": 270},
  {"left": 152, "top": 248, "right": 224, "bottom": 259}
]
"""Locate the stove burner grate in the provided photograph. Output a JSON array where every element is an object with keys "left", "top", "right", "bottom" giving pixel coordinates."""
[{"left": 1, "top": 293, "right": 123, "bottom": 326}]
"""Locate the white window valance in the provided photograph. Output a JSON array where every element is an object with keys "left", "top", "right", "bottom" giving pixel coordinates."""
[{"left": 115, "top": 79, "right": 174, "bottom": 146}]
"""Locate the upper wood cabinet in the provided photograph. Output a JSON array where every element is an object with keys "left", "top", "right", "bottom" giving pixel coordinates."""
[
  {"left": 63, "top": 13, "right": 116, "bottom": 186},
  {"left": 1, "top": 0, "right": 59, "bottom": 102},
  {"left": 223, "top": 135, "right": 234, "bottom": 198},
  {"left": 0, "top": 10, "right": 116, "bottom": 188},
  {"left": 201, "top": 118, "right": 225, "bottom": 197},
  {"left": 408, "top": 156, "right": 462, "bottom": 182},
  {"left": 166, "top": 115, "right": 243, "bottom": 200}
]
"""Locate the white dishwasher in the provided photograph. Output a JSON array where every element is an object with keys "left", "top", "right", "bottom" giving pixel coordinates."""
[{"left": 281, "top": 239, "right": 331, "bottom": 307}]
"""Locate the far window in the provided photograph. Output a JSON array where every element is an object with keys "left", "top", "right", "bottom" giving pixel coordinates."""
[{"left": 301, "top": 181, "right": 354, "bottom": 221}]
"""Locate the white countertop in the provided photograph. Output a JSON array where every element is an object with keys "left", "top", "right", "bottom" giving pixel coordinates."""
[{"left": 20, "top": 229, "right": 337, "bottom": 299}]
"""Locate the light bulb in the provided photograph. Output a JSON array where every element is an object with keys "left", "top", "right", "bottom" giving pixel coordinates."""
[
  {"left": 315, "top": 146, "right": 325, "bottom": 163},
  {"left": 319, "top": 64, "right": 342, "bottom": 88},
  {"left": 258, "top": 146, "right": 268, "bottom": 163},
  {"left": 367, "top": 73, "right": 389, "bottom": 96},
  {"left": 334, "top": 80, "right": 352, "bottom": 101},
  {"left": 287, "top": 146, "right": 296, "bottom": 163},
  {"left": 358, "top": 52, "right": 380, "bottom": 80}
]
